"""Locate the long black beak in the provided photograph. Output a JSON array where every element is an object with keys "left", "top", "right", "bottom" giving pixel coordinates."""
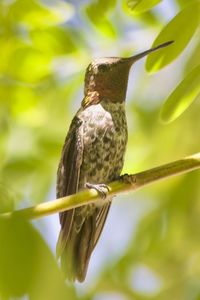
[{"left": 126, "top": 41, "right": 174, "bottom": 64}]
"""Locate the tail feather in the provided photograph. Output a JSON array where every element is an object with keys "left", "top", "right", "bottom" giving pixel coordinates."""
[
  {"left": 56, "top": 210, "right": 74, "bottom": 259},
  {"left": 59, "top": 215, "right": 95, "bottom": 282},
  {"left": 57, "top": 204, "right": 111, "bottom": 281},
  {"left": 76, "top": 216, "right": 95, "bottom": 282}
]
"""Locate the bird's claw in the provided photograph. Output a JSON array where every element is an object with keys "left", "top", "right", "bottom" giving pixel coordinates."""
[{"left": 85, "top": 183, "right": 110, "bottom": 199}]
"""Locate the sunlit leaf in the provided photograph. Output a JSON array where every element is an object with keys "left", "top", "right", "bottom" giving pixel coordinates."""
[
  {"left": 11, "top": 86, "right": 38, "bottom": 114},
  {"left": 175, "top": 0, "right": 190, "bottom": 8},
  {"left": 0, "top": 183, "right": 14, "bottom": 213},
  {"left": 146, "top": 2, "right": 200, "bottom": 72},
  {"left": 0, "top": 217, "right": 37, "bottom": 296},
  {"left": 8, "top": 0, "right": 74, "bottom": 28},
  {"left": 122, "top": 1, "right": 160, "bottom": 25},
  {"left": 6, "top": 46, "right": 51, "bottom": 82},
  {"left": 85, "top": 0, "right": 116, "bottom": 37},
  {"left": 160, "top": 65, "right": 200, "bottom": 123},
  {"left": 184, "top": 39, "right": 200, "bottom": 73},
  {"left": 0, "top": 37, "right": 25, "bottom": 73},
  {"left": 0, "top": 216, "right": 74, "bottom": 299},
  {"left": 91, "top": 0, "right": 117, "bottom": 12},
  {"left": 127, "top": 0, "right": 162, "bottom": 14},
  {"left": 30, "top": 27, "right": 77, "bottom": 56}
]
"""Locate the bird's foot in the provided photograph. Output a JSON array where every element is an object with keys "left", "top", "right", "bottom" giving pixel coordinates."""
[
  {"left": 120, "top": 173, "right": 136, "bottom": 185},
  {"left": 85, "top": 183, "right": 110, "bottom": 199}
]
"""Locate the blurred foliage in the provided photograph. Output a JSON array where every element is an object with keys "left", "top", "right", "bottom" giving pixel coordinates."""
[
  {"left": 0, "top": 216, "right": 76, "bottom": 300},
  {"left": 146, "top": 1, "right": 200, "bottom": 72},
  {"left": 85, "top": 0, "right": 117, "bottom": 37},
  {"left": 160, "top": 65, "right": 200, "bottom": 123},
  {"left": 127, "top": 0, "right": 162, "bottom": 14},
  {"left": 0, "top": 0, "right": 200, "bottom": 299}
]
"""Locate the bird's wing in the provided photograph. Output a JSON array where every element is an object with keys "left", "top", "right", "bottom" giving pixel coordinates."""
[
  {"left": 56, "top": 112, "right": 112, "bottom": 281},
  {"left": 56, "top": 116, "right": 84, "bottom": 256},
  {"left": 93, "top": 203, "right": 111, "bottom": 249}
]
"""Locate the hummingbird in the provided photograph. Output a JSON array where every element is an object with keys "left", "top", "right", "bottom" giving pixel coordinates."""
[{"left": 56, "top": 41, "right": 173, "bottom": 282}]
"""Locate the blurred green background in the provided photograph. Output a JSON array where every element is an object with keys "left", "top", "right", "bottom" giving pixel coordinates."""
[{"left": 0, "top": 0, "right": 200, "bottom": 299}]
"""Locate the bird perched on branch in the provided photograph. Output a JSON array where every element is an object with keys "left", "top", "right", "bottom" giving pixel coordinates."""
[{"left": 56, "top": 41, "right": 173, "bottom": 282}]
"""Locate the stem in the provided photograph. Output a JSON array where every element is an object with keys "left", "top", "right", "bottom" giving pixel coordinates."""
[{"left": 1, "top": 153, "right": 200, "bottom": 220}]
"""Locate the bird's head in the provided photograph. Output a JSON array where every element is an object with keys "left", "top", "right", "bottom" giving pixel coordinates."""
[{"left": 83, "top": 41, "right": 173, "bottom": 107}]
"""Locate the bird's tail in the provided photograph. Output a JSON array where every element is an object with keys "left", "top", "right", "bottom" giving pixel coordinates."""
[{"left": 57, "top": 214, "right": 95, "bottom": 282}]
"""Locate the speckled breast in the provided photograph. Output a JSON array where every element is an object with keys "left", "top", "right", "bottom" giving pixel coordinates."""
[{"left": 78, "top": 100, "right": 128, "bottom": 189}]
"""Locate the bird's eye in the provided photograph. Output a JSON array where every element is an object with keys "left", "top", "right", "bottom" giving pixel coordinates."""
[{"left": 98, "top": 64, "right": 109, "bottom": 72}]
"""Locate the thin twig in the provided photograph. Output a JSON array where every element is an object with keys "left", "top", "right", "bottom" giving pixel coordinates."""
[{"left": 1, "top": 153, "right": 200, "bottom": 220}]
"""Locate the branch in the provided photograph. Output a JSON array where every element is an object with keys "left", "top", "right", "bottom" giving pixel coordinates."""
[{"left": 1, "top": 153, "right": 200, "bottom": 220}]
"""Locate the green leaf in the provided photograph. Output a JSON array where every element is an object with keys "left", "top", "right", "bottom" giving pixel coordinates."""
[
  {"left": 175, "top": 0, "right": 190, "bottom": 8},
  {"left": 127, "top": 0, "right": 162, "bottom": 14},
  {"left": 84, "top": 0, "right": 117, "bottom": 37},
  {"left": 98, "top": 0, "right": 117, "bottom": 11},
  {"left": 122, "top": 0, "right": 160, "bottom": 26},
  {"left": 6, "top": 46, "right": 51, "bottom": 83},
  {"left": 146, "top": 2, "right": 200, "bottom": 72},
  {"left": 8, "top": 0, "right": 74, "bottom": 28},
  {"left": 0, "top": 216, "right": 75, "bottom": 299},
  {"left": 184, "top": 39, "right": 200, "bottom": 73},
  {"left": 30, "top": 27, "right": 77, "bottom": 57},
  {"left": 85, "top": 0, "right": 116, "bottom": 22},
  {"left": 160, "top": 65, "right": 200, "bottom": 123},
  {"left": 0, "top": 183, "right": 14, "bottom": 213}
]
